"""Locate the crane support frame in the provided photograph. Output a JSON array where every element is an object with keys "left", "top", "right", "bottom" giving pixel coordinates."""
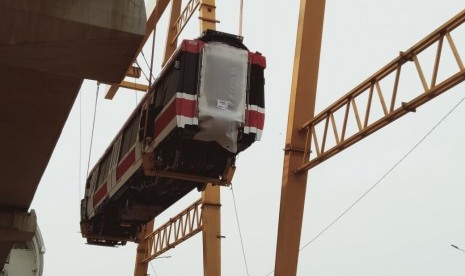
[
  {"left": 163, "top": 0, "right": 183, "bottom": 66},
  {"left": 141, "top": 199, "right": 203, "bottom": 263},
  {"left": 297, "top": 9, "right": 465, "bottom": 173},
  {"left": 134, "top": 1, "right": 221, "bottom": 275},
  {"left": 134, "top": 220, "right": 155, "bottom": 276},
  {"left": 197, "top": 3, "right": 221, "bottom": 275},
  {"left": 274, "top": 0, "right": 326, "bottom": 275}
]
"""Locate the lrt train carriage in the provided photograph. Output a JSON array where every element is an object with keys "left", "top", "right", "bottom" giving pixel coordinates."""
[{"left": 80, "top": 30, "right": 266, "bottom": 246}]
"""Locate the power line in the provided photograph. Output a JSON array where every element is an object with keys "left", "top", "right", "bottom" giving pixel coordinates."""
[
  {"left": 299, "top": 93, "right": 465, "bottom": 252},
  {"left": 231, "top": 186, "right": 251, "bottom": 276},
  {"left": 149, "top": 262, "right": 158, "bottom": 276},
  {"left": 264, "top": 94, "right": 465, "bottom": 276},
  {"left": 451, "top": 244, "right": 465, "bottom": 253}
]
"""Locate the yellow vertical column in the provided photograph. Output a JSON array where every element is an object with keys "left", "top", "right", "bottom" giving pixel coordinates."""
[
  {"left": 163, "top": 0, "right": 182, "bottom": 66},
  {"left": 274, "top": 0, "right": 326, "bottom": 276},
  {"left": 198, "top": 2, "right": 220, "bottom": 276},
  {"left": 134, "top": 219, "right": 155, "bottom": 276},
  {"left": 199, "top": 0, "right": 217, "bottom": 32},
  {"left": 201, "top": 184, "right": 221, "bottom": 276}
]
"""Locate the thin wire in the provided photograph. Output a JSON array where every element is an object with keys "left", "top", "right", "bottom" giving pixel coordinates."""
[
  {"left": 150, "top": 262, "right": 158, "bottom": 276},
  {"left": 231, "top": 186, "right": 251, "bottom": 276},
  {"left": 239, "top": 0, "right": 244, "bottom": 36},
  {"left": 299, "top": 94, "right": 465, "bottom": 252},
  {"left": 264, "top": 94, "right": 465, "bottom": 276},
  {"left": 86, "top": 82, "right": 100, "bottom": 177},
  {"left": 134, "top": 74, "right": 139, "bottom": 106},
  {"left": 141, "top": 50, "right": 157, "bottom": 81},
  {"left": 149, "top": 28, "right": 157, "bottom": 87},
  {"left": 78, "top": 89, "right": 82, "bottom": 200},
  {"left": 135, "top": 59, "right": 151, "bottom": 83}
]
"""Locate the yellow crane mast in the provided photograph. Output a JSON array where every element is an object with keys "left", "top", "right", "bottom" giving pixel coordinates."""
[{"left": 275, "top": 1, "right": 465, "bottom": 275}]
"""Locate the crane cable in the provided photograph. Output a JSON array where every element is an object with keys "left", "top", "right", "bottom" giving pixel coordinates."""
[
  {"left": 264, "top": 94, "right": 465, "bottom": 276},
  {"left": 78, "top": 89, "right": 82, "bottom": 200},
  {"left": 86, "top": 82, "right": 100, "bottom": 177},
  {"left": 135, "top": 59, "right": 151, "bottom": 84},
  {"left": 231, "top": 186, "right": 251, "bottom": 276},
  {"left": 239, "top": 0, "right": 244, "bottom": 36}
]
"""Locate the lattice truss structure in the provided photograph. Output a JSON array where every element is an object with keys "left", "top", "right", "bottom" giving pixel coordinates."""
[
  {"left": 142, "top": 199, "right": 203, "bottom": 263},
  {"left": 297, "top": 11, "right": 465, "bottom": 173}
]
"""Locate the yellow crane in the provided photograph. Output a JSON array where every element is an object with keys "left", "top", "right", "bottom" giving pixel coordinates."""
[
  {"left": 276, "top": 1, "right": 465, "bottom": 275},
  {"left": 98, "top": 1, "right": 465, "bottom": 275}
]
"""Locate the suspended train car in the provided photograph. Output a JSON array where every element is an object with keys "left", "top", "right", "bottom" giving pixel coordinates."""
[{"left": 80, "top": 30, "right": 266, "bottom": 246}]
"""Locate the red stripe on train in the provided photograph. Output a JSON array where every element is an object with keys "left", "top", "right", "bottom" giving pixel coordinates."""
[
  {"left": 93, "top": 182, "right": 108, "bottom": 206},
  {"left": 177, "top": 97, "right": 197, "bottom": 118},
  {"left": 246, "top": 110, "right": 265, "bottom": 130},
  {"left": 249, "top": 52, "right": 267, "bottom": 68},
  {"left": 154, "top": 97, "right": 197, "bottom": 137},
  {"left": 116, "top": 148, "right": 136, "bottom": 181},
  {"left": 181, "top": 40, "right": 205, "bottom": 54}
]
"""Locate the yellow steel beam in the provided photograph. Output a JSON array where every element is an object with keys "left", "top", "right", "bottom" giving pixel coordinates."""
[
  {"left": 134, "top": 220, "right": 154, "bottom": 276},
  {"left": 198, "top": 2, "right": 221, "bottom": 275},
  {"left": 163, "top": 0, "right": 182, "bottom": 66},
  {"left": 297, "top": 9, "right": 465, "bottom": 173},
  {"left": 132, "top": 2, "right": 172, "bottom": 275},
  {"left": 134, "top": 2, "right": 221, "bottom": 275},
  {"left": 141, "top": 199, "right": 203, "bottom": 263},
  {"left": 201, "top": 184, "right": 221, "bottom": 276},
  {"left": 199, "top": 0, "right": 218, "bottom": 32},
  {"left": 126, "top": 66, "right": 142, "bottom": 78},
  {"left": 105, "top": 0, "right": 171, "bottom": 99},
  {"left": 143, "top": 168, "right": 232, "bottom": 186},
  {"left": 274, "top": 0, "right": 326, "bottom": 276},
  {"left": 105, "top": 80, "right": 149, "bottom": 99},
  {"left": 171, "top": 0, "right": 201, "bottom": 46},
  {"left": 118, "top": 81, "right": 149, "bottom": 92}
]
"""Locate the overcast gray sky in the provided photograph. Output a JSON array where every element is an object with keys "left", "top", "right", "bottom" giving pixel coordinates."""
[{"left": 31, "top": 1, "right": 465, "bottom": 275}]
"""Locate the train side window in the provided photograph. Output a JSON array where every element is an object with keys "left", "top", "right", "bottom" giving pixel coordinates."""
[
  {"left": 110, "top": 136, "right": 122, "bottom": 169},
  {"left": 163, "top": 70, "right": 179, "bottom": 106},
  {"left": 120, "top": 115, "right": 139, "bottom": 160},
  {"left": 154, "top": 86, "right": 165, "bottom": 113},
  {"left": 88, "top": 169, "right": 98, "bottom": 193},
  {"left": 97, "top": 153, "right": 111, "bottom": 187}
]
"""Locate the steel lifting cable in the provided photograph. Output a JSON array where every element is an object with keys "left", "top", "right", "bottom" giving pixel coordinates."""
[
  {"left": 231, "top": 186, "right": 251, "bottom": 276},
  {"left": 86, "top": 82, "right": 100, "bottom": 177},
  {"left": 141, "top": 50, "right": 157, "bottom": 82},
  {"left": 78, "top": 89, "right": 82, "bottom": 200},
  {"left": 149, "top": 26, "right": 157, "bottom": 87},
  {"left": 239, "top": 0, "right": 244, "bottom": 36},
  {"left": 135, "top": 59, "right": 151, "bottom": 84},
  {"left": 263, "top": 93, "right": 465, "bottom": 276}
]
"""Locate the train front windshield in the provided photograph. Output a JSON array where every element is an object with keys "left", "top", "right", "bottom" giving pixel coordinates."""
[{"left": 195, "top": 42, "right": 249, "bottom": 153}]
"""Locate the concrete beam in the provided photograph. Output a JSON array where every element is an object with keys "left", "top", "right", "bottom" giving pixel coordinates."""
[
  {"left": 0, "top": 210, "right": 36, "bottom": 242},
  {"left": 0, "top": 63, "right": 82, "bottom": 209},
  {"left": 0, "top": 210, "right": 37, "bottom": 265},
  {"left": 0, "top": 0, "right": 147, "bottom": 83}
]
